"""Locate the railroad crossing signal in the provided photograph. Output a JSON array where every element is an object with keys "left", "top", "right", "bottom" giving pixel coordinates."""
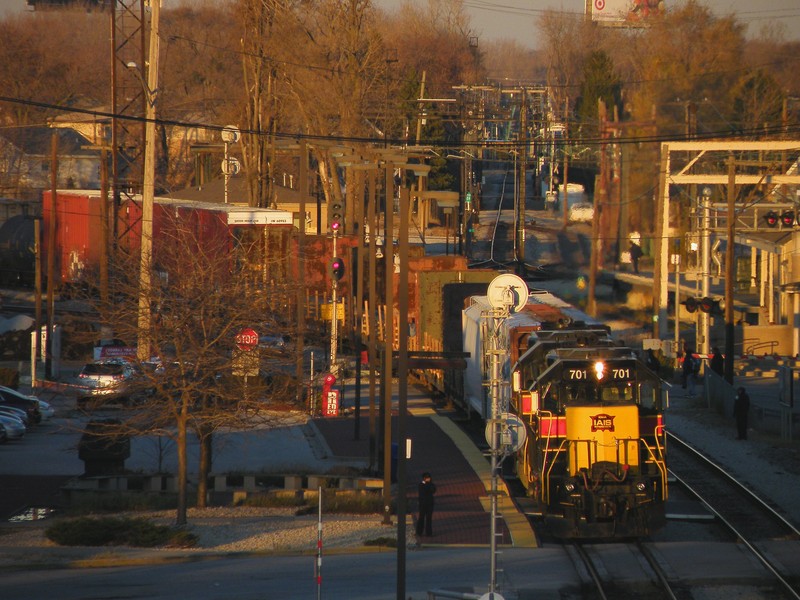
[
  {"left": 330, "top": 256, "right": 345, "bottom": 281},
  {"left": 683, "top": 297, "right": 721, "bottom": 314},
  {"left": 330, "top": 200, "right": 343, "bottom": 232}
]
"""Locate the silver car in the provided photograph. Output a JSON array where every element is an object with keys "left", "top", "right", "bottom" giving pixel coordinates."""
[
  {"left": 77, "top": 359, "right": 139, "bottom": 406},
  {"left": 0, "top": 405, "right": 30, "bottom": 427},
  {"left": 0, "top": 413, "right": 26, "bottom": 441}
]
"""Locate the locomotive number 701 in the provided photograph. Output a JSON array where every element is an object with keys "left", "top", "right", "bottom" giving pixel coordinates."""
[{"left": 567, "top": 367, "right": 632, "bottom": 380}]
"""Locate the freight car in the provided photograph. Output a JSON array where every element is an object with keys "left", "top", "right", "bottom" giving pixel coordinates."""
[
  {"left": 461, "top": 277, "right": 667, "bottom": 539},
  {"left": 40, "top": 190, "right": 294, "bottom": 287}
]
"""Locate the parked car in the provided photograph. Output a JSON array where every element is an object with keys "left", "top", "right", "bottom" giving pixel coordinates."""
[
  {"left": 568, "top": 202, "right": 594, "bottom": 223},
  {"left": 0, "top": 386, "right": 41, "bottom": 424},
  {"left": 0, "top": 413, "right": 26, "bottom": 441},
  {"left": 77, "top": 359, "right": 140, "bottom": 407},
  {"left": 33, "top": 398, "right": 54, "bottom": 420},
  {"left": 0, "top": 405, "right": 30, "bottom": 427}
]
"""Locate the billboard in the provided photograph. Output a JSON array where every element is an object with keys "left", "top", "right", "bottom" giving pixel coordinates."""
[{"left": 591, "top": 0, "right": 663, "bottom": 24}]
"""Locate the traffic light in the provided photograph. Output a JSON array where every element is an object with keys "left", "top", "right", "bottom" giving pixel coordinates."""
[
  {"left": 329, "top": 200, "right": 343, "bottom": 233},
  {"left": 683, "top": 297, "right": 720, "bottom": 314},
  {"left": 330, "top": 256, "right": 345, "bottom": 281},
  {"left": 699, "top": 297, "right": 721, "bottom": 314},
  {"left": 764, "top": 211, "right": 779, "bottom": 228},
  {"left": 782, "top": 211, "right": 796, "bottom": 227}
]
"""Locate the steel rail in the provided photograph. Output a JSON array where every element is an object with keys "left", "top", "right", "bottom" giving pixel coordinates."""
[
  {"left": 667, "top": 432, "right": 800, "bottom": 537},
  {"left": 667, "top": 432, "right": 800, "bottom": 600},
  {"left": 635, "top": 541, "right": 679, "bottom": 600},
  {"left": 569, "top": 542, "right": 608, "bottom": 600}
]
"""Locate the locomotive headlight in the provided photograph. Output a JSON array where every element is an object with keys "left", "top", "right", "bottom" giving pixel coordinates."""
[
  {"left": 636, "top": 481, "right": 647, "bottom": 492},
  {"left": 593, "top": 361, "right": 606, "bottom": 381},
  {"left": 564, "top": 481, "right": 576, "bottom": 493}
]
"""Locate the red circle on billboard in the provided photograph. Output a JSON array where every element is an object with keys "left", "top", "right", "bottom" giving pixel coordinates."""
[{"left": 236, "top": 327, "right": 259, "bottom": 351}]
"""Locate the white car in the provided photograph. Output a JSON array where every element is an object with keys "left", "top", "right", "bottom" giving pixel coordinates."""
[
  {"left": 33, "top": 398, "right": 54, "bottom": 420},
  {"left": 568, "top": 202, "right": 594, "bottom": 223}
]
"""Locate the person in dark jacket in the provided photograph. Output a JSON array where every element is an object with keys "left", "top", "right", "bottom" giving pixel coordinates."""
[
  {"left": 416, "top": 472, "right": 437, "bottom": 537},
  {"left": 645, "top": 349, "right": 660, "bottom": 375},
  {"left": 629, "top": 241, "right": 643, "bottom": 274},
  {"left": 710, "top": 347, "right": 724, "bottom": 376},
  {"left": 734, "top": 387, "right": 750, "bottom": 440},
  {"left": 681, "top": 346, "right": 697, "bottom": 396}
]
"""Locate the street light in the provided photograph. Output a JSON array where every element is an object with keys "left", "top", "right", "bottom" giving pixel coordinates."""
[{"left": 128, "top": 0, "right": 161, "bottom": 363}]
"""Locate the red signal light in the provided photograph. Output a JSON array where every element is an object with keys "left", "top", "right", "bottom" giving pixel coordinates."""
[
  {"left": 764, "top": 211, "right": 779, "bottom": 227},
  {"left": 330, "top": 256, "right": 345, "bottom": 281}
]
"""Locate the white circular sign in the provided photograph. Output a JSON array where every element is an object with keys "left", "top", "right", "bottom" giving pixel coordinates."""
[
  {"left": 487, "top": 274, "right": 528, "bottom": 312},
  {"left": 484, "top": 413, "right": 527, "bottom": 453},
  {"left": 222, "top": 157, "right": 241, "bottom": 176},
  {"left": 221, "top": 125, "right": 240, "bottom": 143}
]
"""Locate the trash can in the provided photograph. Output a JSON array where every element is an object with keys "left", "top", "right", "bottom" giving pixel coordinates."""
[{"left": 78, "top": 419, "right": 130, "bottom": 476}]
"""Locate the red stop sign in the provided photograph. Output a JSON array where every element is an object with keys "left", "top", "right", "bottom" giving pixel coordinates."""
[{"left": 235, "top": 327, "right": 259, "bottom": 351}]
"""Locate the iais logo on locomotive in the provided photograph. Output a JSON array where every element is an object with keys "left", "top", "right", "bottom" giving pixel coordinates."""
[{"left": 590, "top": 413, "right": 616, "bottom": 433}]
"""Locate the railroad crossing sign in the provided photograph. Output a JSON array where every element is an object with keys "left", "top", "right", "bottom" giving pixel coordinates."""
[{"left": 235, "top": 327, "right": 259, "bottom": 351}]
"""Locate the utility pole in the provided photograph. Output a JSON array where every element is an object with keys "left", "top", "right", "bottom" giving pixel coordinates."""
[
  {"left": 136, "top": 0, "right": 160, "bottom": 362},
  {"left": 46, "top": 133, "right": 57, "bottom": 379},
  {"left": 562, "top": 96, "right": 570, "bottom": 230},
  {"left": 724, "top": 156, "right": 736, "bottom": 384},
  {"left": 515, "top": 89, "right": 527, "bottom": 271}
]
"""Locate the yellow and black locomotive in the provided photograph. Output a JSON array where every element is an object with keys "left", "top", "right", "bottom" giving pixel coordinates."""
[{"left": 511, "top": 328, "right": 667, "bottom": 539}]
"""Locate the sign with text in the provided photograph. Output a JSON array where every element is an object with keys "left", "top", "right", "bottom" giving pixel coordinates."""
[{"left": 322, "top": 389, "right": 340, "bottom": 417}]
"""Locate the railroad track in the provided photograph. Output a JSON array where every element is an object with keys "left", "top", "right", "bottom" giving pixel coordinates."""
[
  {"left": 667, "top": 432, "right": 800, "bottom": 599},
  {"left": 568, "top": 540, "right": 680, "bottom": 600}
]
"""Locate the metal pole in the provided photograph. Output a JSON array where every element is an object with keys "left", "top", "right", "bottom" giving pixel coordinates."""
[
  {"left": 724, "top": 157, "right": 736, "bottom": 384},
  {"left": 396, "top": 185, "right": 410, "bottom": 600},
  {"left": 700, "top": 191, "right": 711, "bottom": 356},
  {"left": 224, "top": 140, "right": 229, "bottom": 204},
  {"left": 382, "top": 163, "right": 394, "bottom": 526},
  {"left": 136, "top": 0, "right": 160, "bottom": 362},
  {"left": 316, "top": 486, "right": 322, "bottom": 600},
  {"left": 330, "top": 231, "right": 339, "bottom": 374},
  {"left": 488, "top": 306, "right": 505, "bottom": 595},
  {"left": 674, "top": 255, "right": 681, "bottom": 357}
]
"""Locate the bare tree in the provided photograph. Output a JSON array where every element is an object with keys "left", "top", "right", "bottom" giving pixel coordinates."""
[{"left": 76, "top": 211, "right": 302, "bottom": 525}]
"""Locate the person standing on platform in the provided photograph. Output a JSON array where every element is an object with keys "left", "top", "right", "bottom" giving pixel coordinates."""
[
  {"left": 645, "top": 349, "right": 661, "bottom": 375},
  {"left": 629, "top": 241, "right": 643, "bottom": 274},
  {"left": 710, "top": 347, "right": 724, "bottom": 376},
  {"left": 416, "top": 472, "right": 437, "bottom": 538},
  {"left": 682, "top": 346, "right": 697, "bottom": 396},
  {"left": 734, "top": 387, "right": 750, "bottom": 440}
]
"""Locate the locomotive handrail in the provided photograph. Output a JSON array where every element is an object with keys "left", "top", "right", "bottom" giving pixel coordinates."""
[
  {"left": 640, "top": 436, "right": 669, "bottom": 501},
  {"left": 542, "top": 438, "right": 569, "bottom": 503}
]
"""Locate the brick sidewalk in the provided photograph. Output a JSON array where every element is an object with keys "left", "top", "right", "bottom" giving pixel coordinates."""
[{"left": 313, "top": 412, "right": 511, "bottom": 547}]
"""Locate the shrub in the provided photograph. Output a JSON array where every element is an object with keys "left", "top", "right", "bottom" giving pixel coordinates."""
[
  {"left": 364, "top": 536, "right": 397, "bottom": 547},
  {"left": 241, "top": 493, "right": 306, "bottom": 509},
  {"left": 65, "top": 493, "right": 178, "bottom": 514},
  {"left": 45, "top": 516, "right": 197, "bottom": 548}
]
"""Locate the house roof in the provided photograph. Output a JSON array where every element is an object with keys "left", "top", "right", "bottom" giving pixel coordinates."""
[{"left": 0, "top": 126, "right": 97, "bottom": 157}]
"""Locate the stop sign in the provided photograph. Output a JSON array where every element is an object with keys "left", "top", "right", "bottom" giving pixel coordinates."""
[{"left": 235, "top": 327, "right": 259, "bottom": 351}]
